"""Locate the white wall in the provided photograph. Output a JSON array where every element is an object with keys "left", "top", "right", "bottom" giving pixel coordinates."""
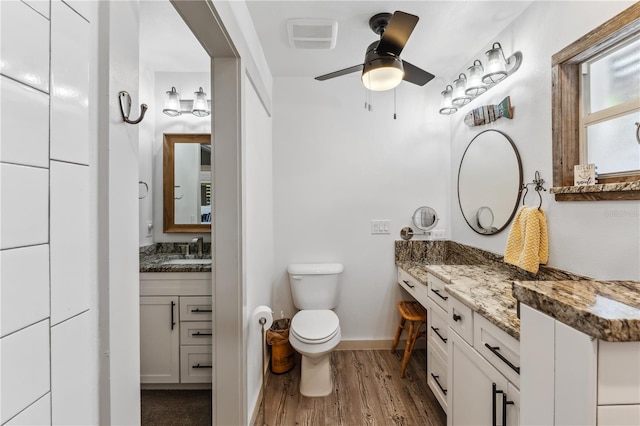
[
  {"left": 272, "top": 75, "right": 450, "bottom": 341},
  {"left": 448, "top": 0, "right": 640, "bottom": 280},
  {"left": 243, "top": 74, "right": 275, "bottom": 424},
  {"left": 1, "top": 0, "right": 98, "bottom": 424}
]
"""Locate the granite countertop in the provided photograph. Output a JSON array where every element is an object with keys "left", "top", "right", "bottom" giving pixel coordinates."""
[
  {"left": 396, "top": 261, "right": 520, "bottom": 340},
  {"left": 513, "top": 280, "right": 640, "bottom": 342},
  {"left": 140, "top": 243, "right": 212, "bottom": 273}
]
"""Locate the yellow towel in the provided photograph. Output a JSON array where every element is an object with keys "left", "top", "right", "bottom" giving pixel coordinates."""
[{"left": 504, "top": 206, "right": 549, "bottom": 274}]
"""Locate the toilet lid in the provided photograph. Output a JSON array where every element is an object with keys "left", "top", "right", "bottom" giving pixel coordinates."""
[{"left": 291, "top": 310, "right": 339, "bottom": 344}]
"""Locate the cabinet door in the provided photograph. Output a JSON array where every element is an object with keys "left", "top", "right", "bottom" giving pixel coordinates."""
[
  {"left": 140, "top": 296, "right": 179, "bottom": 383},
  {"left": 449, "top": 330, "right": 512, "bottom": 426}
]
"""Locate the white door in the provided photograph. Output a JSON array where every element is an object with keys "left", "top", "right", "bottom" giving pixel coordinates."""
[
  {"left": 449, "top": 330, "right": 511, "bottom": 426},
  {"left": 140, "top": 296, "right": 180, "bottom": 383}
]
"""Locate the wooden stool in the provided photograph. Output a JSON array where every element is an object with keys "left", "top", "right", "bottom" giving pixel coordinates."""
[{"left": 391, "top": 301, "right": 427, "bottom": 378}]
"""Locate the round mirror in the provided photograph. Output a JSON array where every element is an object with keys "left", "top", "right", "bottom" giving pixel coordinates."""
[
  {"left": 457, "top": 130, "right": 522, "bottom": 235},
  {"left": 412, "top": 206, "right": 439, "bottom": 231}
]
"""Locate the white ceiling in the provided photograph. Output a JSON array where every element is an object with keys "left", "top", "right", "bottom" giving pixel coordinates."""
[{"left": 140, "top": 0, "right": 534, "bottom": 84}]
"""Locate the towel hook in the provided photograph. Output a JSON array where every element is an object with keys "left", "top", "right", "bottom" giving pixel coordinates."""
[
  {"left": 521, "top": 171, "right": 546, "bottom": 209},
  {"left": 119, "top": 91, "right": 148, "bottom": 125},
  {"left": 138, "top": 181, "right": 149, "bottom": 200},
  {"left": 635, "top": 122, "right": 639, "bottom": 144}
]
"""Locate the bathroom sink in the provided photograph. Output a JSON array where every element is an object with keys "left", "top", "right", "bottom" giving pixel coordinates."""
[{"left": 161, "top": 258, "right": 212, "bottom": 265}]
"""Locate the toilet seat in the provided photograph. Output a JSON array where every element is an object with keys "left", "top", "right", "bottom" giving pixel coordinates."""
[{"left": 291, "top": 310, "right": 339, "bottom": 344}]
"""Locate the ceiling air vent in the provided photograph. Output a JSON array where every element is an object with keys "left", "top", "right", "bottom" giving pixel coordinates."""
[{"left": 287, "top": 19, "right": 338, "bottom": 50}]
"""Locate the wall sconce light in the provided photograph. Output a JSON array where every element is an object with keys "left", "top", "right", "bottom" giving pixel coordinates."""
[
  {"left": 162, "top": 86, "right": 211, "bottom": 117},
  {"left": 439, "top": 42, "right": 522, "bottom": 115},
  {"left": 439, "top": 85, "right": 457, "bottom": 115}
]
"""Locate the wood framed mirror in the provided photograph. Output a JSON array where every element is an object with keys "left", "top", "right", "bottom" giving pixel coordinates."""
[{"left": 163, "top": 133, "right": 211, "bottom": 233}]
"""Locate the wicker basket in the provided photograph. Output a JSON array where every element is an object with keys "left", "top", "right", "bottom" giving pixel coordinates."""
[{"left": 266, "top": 318, "right": 295, "bottom": 374}]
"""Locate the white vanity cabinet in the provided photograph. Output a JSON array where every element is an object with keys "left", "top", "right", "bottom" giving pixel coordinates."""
[
  {"left": 140, "top": 272, "right": 212, "bottom": 386},
  {"left": 447, "top": 296, "right": 520, "bottom": 426},
  {"left": 449, "top": 331, "right": 520, "bottom": 426},
  {"left": 520, "top": 303, "right": 640, "bottom": 426},
  {"left": 426, "top": 273, "right": 450, "bottom": 412},
  {"left": 140, "top": 296, "right": 180, "bottom": 383}
]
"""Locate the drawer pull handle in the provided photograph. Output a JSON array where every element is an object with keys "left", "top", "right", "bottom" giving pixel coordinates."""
[
  {"left": 430, "top": 326, "right": 447, "bottom": 343},
  {"left": 402, "top": 279, "right": 415, "bottom": 289},
  {"left": 484, "top": 343, "right": 520, "bottom": 374},
  {"left": 503, "top": 392, "right": 514, "bottom": 426},
  {"left": 192, "top": 363, "right": 213, "bottom": 369},
  {"left": 191, "top": 308, "right": 212, "bottom": 313},
  {"left": 191, "top": 331, "right": 212, "bottom": 337},
  {"left": 492, "top": 383, "right": 514, "bottom": 426},
  {"left": 452, "top": 313, "right": 462, "bottom": 322},
  {"left": 430, "top": 373, "right": 447, "bottom": 395},
  {"left": 431, "top": 288, "right": 448, "bottom": 301},
  {"left": 170, "top": 301, "right": 176, "bottom": 330}
]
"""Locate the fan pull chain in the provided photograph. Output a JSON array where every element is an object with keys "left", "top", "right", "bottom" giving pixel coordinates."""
[{"left": 393, "top": 88, "right": 397, "bottom": 120}]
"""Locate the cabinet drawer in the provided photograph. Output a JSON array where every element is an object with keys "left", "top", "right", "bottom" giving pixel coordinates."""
[
  {"left": 597, "top": 404, "right": 640, "bottom": 426},
  {"left": 474, "top": 313, "right": 520, "bottom": 388},
  {"left": 428, "top": 300, "right": 449, "bottom": 359},
  {"left": 179, "top": 297, "right": 212, "bottom": 321},
  {"left": 598, "top": 340, "right": 640, "bottom": 405},
  {"left": 397, "top": 268, "right": 428, "bottom": 308},
  {"left": 448, "top": 296, "right": 473, "bottom": 345},
  {"left": 180, "top": 322, "right": 212, "bottom": 346},
  {"left": 427, "top": 273, "right": 449, "bottom": 312},
  {"left": 427, "top": 341, "right": 448, "bottom": 412},
  {"left": 180, "top": 346, "right": 212, "bottom": 383}
]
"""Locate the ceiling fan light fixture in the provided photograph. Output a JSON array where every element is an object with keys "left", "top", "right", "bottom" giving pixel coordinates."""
[{"left": 362, "top": 56, "right": 404, "bottom": 91}]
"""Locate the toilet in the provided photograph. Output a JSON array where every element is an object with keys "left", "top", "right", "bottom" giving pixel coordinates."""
[{"left": 287, "top": 263, "right": 343, "bottom": 397}]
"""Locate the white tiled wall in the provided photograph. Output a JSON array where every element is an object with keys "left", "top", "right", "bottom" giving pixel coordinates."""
[
  {"left": 0, "top": 244, "right": 50, "bottom": 337},
  {"left": 4, "top": 394, "right": 51, "bottom": 426},
  {"left": 0, "top": 320, "right": 50, "bottom": 424},
  {"left": 0, "top": 0, "right": 49, "bottom": 92},
  {"left": 51, "top": 312, "right": 94, "bottom": 425},
  {"left": 50, "top": 0, "right": 89, "bottom": 165},
  {"left": 0, "top": 0, "right": 96, "bottom": 424},
  {"left": 50, "top": 161, "right": 90, "bottom": 325},
  {"left": 0, "top": 76, "right": 50, "bottom": 167}
]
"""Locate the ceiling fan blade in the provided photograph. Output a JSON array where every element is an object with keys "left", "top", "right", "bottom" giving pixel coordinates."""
[
  {"left": 315, "top": 64, "right": 364, "bottom": 81},
  {"left": 402, "top": 60, "right": 435, "bottom": 86},
  {"left": 375, "top": 11, "right": 419, "bottom": 56}
]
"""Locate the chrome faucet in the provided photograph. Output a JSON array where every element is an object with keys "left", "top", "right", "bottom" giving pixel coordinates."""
[{"left": 192, "top": 237, "right": 204, "bottom": 257}]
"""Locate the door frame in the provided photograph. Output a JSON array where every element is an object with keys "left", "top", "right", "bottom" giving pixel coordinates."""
[{"left": 170, "top": 1, "right": 244, "bottom": 424}]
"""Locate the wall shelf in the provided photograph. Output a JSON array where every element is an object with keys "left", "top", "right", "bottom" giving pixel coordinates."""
[{"left": 550, "top": 180, "right": 640, "bottom": 201}]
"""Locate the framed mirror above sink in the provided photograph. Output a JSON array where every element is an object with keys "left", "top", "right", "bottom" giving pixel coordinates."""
[
  {"left": 163, "top": 133, "right": 211, "bottom": 233},
  {"left": 457, "top": 129, "right": 523, "bottom": 235}
]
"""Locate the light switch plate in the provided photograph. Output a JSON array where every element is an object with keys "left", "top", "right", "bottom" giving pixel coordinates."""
[{"left": 371, "top": 220, "right": 390, "bottom": 234}]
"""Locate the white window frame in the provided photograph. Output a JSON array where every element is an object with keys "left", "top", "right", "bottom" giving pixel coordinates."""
[{"left": 579, "top": 35, "right": 640, "bottom": 179}]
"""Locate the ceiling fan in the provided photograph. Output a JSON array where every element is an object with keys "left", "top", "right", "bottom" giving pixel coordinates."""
[{"left": 315, "top": 11, "right": 435, "bottom": 91}]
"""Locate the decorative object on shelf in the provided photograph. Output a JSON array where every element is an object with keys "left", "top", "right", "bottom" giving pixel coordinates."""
[
  {"left": 464, "top": 96, "right": 513, "bottom": 127},
  {"left": 521, "top": 171, "right": 547, "bottom": 209},
  {"left": 574, "top": 164, "right": 597, "bottom": 186},
  {"left": 162, "top": 87, "right": 211, "bottom": 117},
  {"left": 439, "top": 42, "right": 522, "bottom": 115},
  {"left": 119, "top": 91, "right": 148, "bottom": 124}
]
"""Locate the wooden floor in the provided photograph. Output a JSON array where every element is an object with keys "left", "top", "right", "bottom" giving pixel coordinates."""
[{"left": 254, "top": 349, "right": 446, "bottom": 426}]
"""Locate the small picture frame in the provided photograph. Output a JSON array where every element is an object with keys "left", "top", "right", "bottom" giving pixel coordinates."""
[{"left": 574, "top": 164, "right": 597, "bottom": 186}]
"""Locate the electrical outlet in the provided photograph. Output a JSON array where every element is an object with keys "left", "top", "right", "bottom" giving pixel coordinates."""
[
  {"left": 432, "top": 229, "right": 446, "bottom": 240},
  {"left": 371, "top": 220, "right": 391, "bottom": 234}
]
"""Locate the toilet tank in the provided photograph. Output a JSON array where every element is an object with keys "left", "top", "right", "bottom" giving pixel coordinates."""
[{"left": 288, "top": 263, "right": 343, "bottom": 310}]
